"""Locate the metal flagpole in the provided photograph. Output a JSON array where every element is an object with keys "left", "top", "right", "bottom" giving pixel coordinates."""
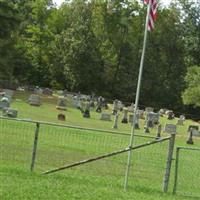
[{"left": 124, "top": 0, "right": 152, "bottom": 190}]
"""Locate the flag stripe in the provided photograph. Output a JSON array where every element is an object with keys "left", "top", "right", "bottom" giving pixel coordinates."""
[{"left": 144, "top": 0, "right": 158, "bottom": 31}]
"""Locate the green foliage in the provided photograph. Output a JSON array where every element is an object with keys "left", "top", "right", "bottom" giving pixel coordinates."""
[
  {"left": 0, "top": 0, "right": 199, "bottom": 114},
  {"left": 182, "top": 65, "right": 200, "bottom": 107}
]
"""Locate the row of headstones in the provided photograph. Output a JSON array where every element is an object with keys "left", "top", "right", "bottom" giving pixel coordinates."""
[{"left": 28, "top": 94, "right": 183, "bottom": 121}]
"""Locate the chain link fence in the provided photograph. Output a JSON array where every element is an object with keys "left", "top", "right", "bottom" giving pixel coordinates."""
[
  {"left": 1, "top": 116, "right": 173, "bottom": 194},
  {"left": 173, "top": 146, "right": 200, "bottom": 198}
]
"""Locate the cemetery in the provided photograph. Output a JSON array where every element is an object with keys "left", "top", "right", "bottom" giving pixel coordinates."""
[{"left": 0, "top": 89, "right": 200, "bottom": 200}]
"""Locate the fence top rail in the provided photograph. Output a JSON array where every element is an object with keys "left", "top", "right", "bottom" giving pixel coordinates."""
[
  {"left": 43, "top": 135, "right": 171, "bottom": 175},
  {"left": 177, "top": 146, "right": 200, "bottom": 151},
  {"left": 0, "top": 116, "right": 155, "bottom": 139}
]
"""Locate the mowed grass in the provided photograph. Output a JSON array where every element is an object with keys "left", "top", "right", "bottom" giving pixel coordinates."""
[{"left": 0, "top": 91, "right": 200, "bottom": 200}]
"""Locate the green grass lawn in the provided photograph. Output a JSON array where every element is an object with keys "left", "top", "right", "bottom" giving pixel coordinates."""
[{"left": 0, "top": 91, "right": 200, "bottom": 200}]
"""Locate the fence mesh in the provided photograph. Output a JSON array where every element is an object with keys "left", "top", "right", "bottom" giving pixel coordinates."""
[
  {"left": 174, "top": 147, "right": 200, "bottom": 198},
  {"left": 0, "top": 117, "right": 170, "bottom": 193},
  {"left": 0, "top": 118, "right": 34, "bottom": 170}
]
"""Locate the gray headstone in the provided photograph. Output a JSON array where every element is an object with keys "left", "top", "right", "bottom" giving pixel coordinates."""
[
  {"left": 152, "top": 112, "right": 160, "bottom": 125},
  {"left": 2, "top": 108, "right": 18, "bottom": 118},
  {"left": 128, "top": 103, "right": 134, "bottom": 112},
  {"left": 28, "top": 94, "right": 41, "bottom": 106},
  {"left": 112, "top": 99, "right": 118, "bottom": 114},
  {"left": 187, "top": 125, "right": 199, "bottom": 132},
  {"left": 0, "top": 101, "right": 10, "bottom": 109},
  {"left": 34, "top": 87, "right": 43, "bottom": 94},
  {"left": 56, "top": 98, "right": 67, "bottom": 110},
  {"left": 121, "top": 107, "right": 128, "bottom": 123},
  {"left": 113, "top": 113, "right": 119, "bottom": 129},
  {"left": 43, "top": 88, "right": 53, "bottom": 95},
  {"left": 159, "top": 109, "right": 165, "bottom": 116},
  {"left": 83, "top": 101, "right": 90, "bottom": 118},
  {"left": 188, "top": 125, "right": 199, "bottom": 137},
  {"left": 100, "top": 113, "right": 111, "bottom": 121},
  {"left": 146, "top": 112, "right": 154, "bottom": 128},
  {"left": 164, "top": 124, "right": 177, "bottom": 134}
]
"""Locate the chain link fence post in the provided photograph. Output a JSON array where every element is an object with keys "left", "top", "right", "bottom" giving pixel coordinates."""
[
  {"left": 173, "top": 147, "right": 180, "bottom": 194},
  {"left": 30, "top": 122, "right": 40, "bottom": 172},
  {"left": 163, "top": 132, "right": 176, "bottom": 192}
]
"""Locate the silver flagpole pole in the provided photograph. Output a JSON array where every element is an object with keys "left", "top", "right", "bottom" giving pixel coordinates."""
[{"left": 124, "top": 0, "right": 152, "bottom": 190}]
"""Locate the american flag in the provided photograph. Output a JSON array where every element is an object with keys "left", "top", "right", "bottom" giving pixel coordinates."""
[{"left": 143, "top": 0, "right": 158, "bottom": 31}]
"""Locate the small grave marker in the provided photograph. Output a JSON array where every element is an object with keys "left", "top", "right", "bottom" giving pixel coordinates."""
[
  {"left": 28, "top": 94, "right": 41, "bottom": 106},
  {"left": 100, "top": 113, "right": 111, "bottom": 121},
  {"left": 56, "top": 98, "right": 67, "bottom": 111},
  {"left": 2, "top": 108, "right": 18, "bottom": 118},
  {"left": 57, "top": 113, "right": 65, "bottom": 121},
  {"left": 164, "top": 124, "right": 177, "bottom": 134}
]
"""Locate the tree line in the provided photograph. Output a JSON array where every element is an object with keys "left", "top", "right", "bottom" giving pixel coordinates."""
[{"left": 0, "top": 0, "right": 199, "bottom": 118}]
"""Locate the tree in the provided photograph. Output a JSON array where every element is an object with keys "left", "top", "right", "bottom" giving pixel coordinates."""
[
  {"left": 23, "top": 0, "right": 55, "bottom": 86},
  {"left": 0, "top": 0, "right": 20, "bottom": 81},
  {"left": 182, "top": 66, "right": 200, "bottom": 107}
]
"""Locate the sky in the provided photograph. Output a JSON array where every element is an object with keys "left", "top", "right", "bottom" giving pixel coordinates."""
[{"left": 53, "top": 0, "right": 172, "bottom": 7}]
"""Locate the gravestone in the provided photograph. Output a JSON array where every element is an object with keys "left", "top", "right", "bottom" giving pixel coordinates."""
[
  {"left": 144, "top": 112, "right": 154, "bottom": 133},
  {"left": 134, "top": 112, "right": 140, "bottom": 129},
  {"left": 56, "top": 98, "right": 67, "bottom": 110},
  {"left": 129, "top": 113, "right": 140, "bottom": 129},
  {"left": 0, "top": 101, "right": 9, "bottom": 109},
  {"left": 34, "top": 87, "right": 43, "bottom": 95},
  {"left": 2, "top": 108, "right": 18, "bottom": 118},
  {"left": 0, "top": 95, "right": 10, "bottom": 109},
  {"left": 159, "top": 109, "right": 165, "bottom": 117},
  {"left": 166, "top": 110, "right": 175, "bottom": 120},
  {"left": 128, "top": 103, "right": 134, "bottom": 112},
  {"left": 156, "top": 124, "right": 162, "bottom": 139},
  {"left": 96, "top": 96, "right": 103, "bottom": 113},
  {"left": 118, "top": 101, "right": 123, "bottom": 111},
  {"left": 28, "top": 94, "right": 41, "bottom": 106},
  {"left": 138, "top": 110, "right": 145, "bottom": 119},
  {"left": 112, "top": 99, "right": 118, "bottom": 115},
  {"left": 164, "top": 124, "right": 177, "bottom": 134},
  {"left": 186, "top": 128, "right": 194, "bottom": 145},
  {"left": 57, "top": 113, "right": 65, "bottom": 121},
  {"left": 112, "top": 113, "right": 119, "bottom": 129},
  {"left": 121, "top": 107, "right": 128, "bottom": 123},
  {"left": 152, "top": 112, "right": 160, "bottom": 125},
  {"left": 188, "top": 125, "right": 199, "bottom": 137},
  {"left": 43, "top": 88, "right": 53, "bottom": 95},
  {"left": 100, "top": 113, "right": 111, "bottom": 121},
  {"left": 89, "top": 99, "right": 95, "bottom": 108},
  {"left": 180, "top": 115, "right": 186, "bottom": 121},
  {"left": 83, "top": 101, "right": 90, "bottom": 118},
  {"left": 146, "top": 112, "right": 154, "bottom": 128}
]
